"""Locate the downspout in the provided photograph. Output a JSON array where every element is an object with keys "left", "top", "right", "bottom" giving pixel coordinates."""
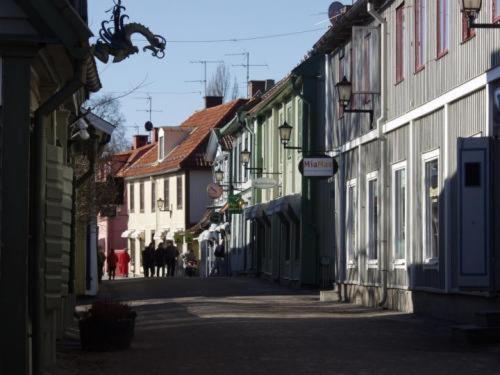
[
  {"left": 367, "top": 1, "right": 389, "bottom": 307},
  {"left": 32, "top": 61, "right": 87, "bottom": 375}
]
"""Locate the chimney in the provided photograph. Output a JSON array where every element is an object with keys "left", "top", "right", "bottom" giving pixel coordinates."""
[
  {"left": 132, "top": 135, "right": 149, "bottom": 150},
  {"left": 247, "top": 80, "right": 266, "bottom": 98},
  {"left": 204, "top": 96, "right": 223, "bottom": 109},
  {"left": 152, "top": 128, "right": 159, "bottom": 143},
  {"left": 265, "top": 79, "right": 275, "bottom": 91}
]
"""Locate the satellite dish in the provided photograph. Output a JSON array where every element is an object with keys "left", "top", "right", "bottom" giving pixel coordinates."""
[
  {"left": 328, "top": 1, "right": 344, "bottom": 25},
  {"left": 145, "top": 121, "right": 153, "bottom": 131}
]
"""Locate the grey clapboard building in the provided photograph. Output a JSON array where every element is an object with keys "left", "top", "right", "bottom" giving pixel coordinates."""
[{"left": 315, "top": 0, "right": 500, "bottom": 321}]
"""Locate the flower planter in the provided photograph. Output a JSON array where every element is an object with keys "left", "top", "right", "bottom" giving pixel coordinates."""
[{"left": 78, "top": 300, "right": 137, "bottom": 351}]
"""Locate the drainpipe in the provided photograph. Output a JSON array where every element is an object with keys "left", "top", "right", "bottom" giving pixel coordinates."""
[
  {"left": 367, "top": 1, "right": 388, "bottom": 307},
  {"left": 32, "top": 61, "right": 87, "bottom": 374}
]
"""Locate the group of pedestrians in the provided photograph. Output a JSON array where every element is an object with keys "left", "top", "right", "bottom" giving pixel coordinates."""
[{"left": 142, "top": 240, "right": 180, "bottom": 278}]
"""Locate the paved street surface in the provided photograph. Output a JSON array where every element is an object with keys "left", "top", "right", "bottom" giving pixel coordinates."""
[{"left": 48, "top": 277, "right": 500, "bottom": 375}]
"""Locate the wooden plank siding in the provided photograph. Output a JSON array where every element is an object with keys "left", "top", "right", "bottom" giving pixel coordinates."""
[{"left": 385, "top": 0, "right": 500, "bottom": 122}]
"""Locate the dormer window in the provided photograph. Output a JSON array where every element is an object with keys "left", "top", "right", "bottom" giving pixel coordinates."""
[{"left": 159, "top": 135, "right": 165, "bottom": 160}]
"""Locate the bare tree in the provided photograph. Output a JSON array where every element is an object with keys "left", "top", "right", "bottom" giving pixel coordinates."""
[
  {"left": 85, "top": 94, "right": 129, "bottom": 152},
  {"left": 231, "top": 77, "right": 240, "bottom": 100},
  {"left": 207, "top": 63, "right": 231, "bottom": 101}
]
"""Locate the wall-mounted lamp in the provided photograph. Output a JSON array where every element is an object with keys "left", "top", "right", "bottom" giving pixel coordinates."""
[
  {"left": 214, "top": 168, "right": 225, "bottom": 183},
  {"left": 461, "top": 0, "right": 500, "bottom": 28},
  {"left": 278, "top": 121, "right": 302, "bottom": 151},
  {"left": 240, "top": 149, "right": 263, "bottom": 173},
  {"left": 157, "top": 198, "right": 173, "bottom": 217},
  {"left": 70, "top": 118, "right": 90, "bottom": 141},
  {"left": 335, "top": 76, "right": 374, "bottom": 127}
]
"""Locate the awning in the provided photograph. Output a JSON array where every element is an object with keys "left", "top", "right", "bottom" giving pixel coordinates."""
[
  {"left": 121, "top": 229, "right": 135, "bottom": 238},
  {"left": 265, "top": 194, "right": 301, "bottom": 217},
  {"left": 131, "top": 230, "right": 145, "bottom": 239},
  {"left": 154, "top": 229, "right": 169, "bottom": 241}
]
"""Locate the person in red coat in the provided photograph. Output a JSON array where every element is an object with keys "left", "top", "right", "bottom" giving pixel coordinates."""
[
  {"left": 122, "top": 249, "right": 131, "bottom": 277},
  {"left": 107, "top": 249, "right": 118, "bottom": 280}
]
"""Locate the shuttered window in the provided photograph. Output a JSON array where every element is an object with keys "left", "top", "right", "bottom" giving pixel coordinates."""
[
  {"left": 415, "top": 0, "right": 426, "bottom": 71},
  {"left": 151, "top": 181, "right": 156, "bottom": 213},
  {"left": 164, "top": 178, "right": 170, "bottom": 209},
  {"left": 396, "top": 4, "right": 405, "bottom": 83},
  {"left": 437, "top": 0, "right": 449, "bottom": 58},
  {"left": 139, "top": 182, "right": 144, "bottom": 213}
]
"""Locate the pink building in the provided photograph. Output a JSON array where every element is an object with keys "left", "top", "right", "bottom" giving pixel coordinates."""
[{"left": 98, "top": 137, "right": 155, "bottom": 276}]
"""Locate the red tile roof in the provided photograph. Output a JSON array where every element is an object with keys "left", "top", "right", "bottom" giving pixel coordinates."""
[{"left": 118, "top": 99, "right": 247, "bottom": 178}]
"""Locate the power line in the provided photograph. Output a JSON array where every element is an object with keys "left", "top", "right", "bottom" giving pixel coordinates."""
[{"left": 132, "top": 27, "right": 328, "bottom": 44}]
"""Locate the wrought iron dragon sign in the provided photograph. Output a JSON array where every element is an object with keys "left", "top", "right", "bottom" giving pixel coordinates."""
[{"left": 92, "top": 0, "right": 166, "bottom": 63}]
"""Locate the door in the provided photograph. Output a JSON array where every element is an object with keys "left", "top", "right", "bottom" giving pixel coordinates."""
[{"left": 457, "top": 137, "right": 491, "bottom": 289}]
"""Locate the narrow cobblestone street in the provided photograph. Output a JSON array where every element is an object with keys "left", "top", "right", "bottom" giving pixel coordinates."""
[{"left": 48, "top": 277, "right": 500, "bottom": 375}]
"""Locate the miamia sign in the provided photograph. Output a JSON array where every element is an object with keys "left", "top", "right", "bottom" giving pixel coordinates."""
[{"left": 299, "top": 157, "right": 339, "bottom": 178}]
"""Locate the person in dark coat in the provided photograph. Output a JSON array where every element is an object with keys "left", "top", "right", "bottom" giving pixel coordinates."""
[
  {"left": 97, "top": 247, "right": 106, "bottom": 283},
  {"left": 155, "top": 243, "right": 166, "bottom": 277},
  {"left": 107, "top": 249, "right": 118, "bottom": 280},
  {"left": 142, "top": 242, "right": 154, "bottom": 278},
  {"left": 165, "top": 240, "right": 179, "bottom": 277}
]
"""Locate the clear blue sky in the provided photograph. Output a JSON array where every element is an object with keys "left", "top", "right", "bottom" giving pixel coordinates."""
[{"left": 88, "top": 0, "right": 350, "bottom": 138}]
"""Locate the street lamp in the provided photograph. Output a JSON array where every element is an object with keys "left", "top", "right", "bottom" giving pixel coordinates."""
[
  {"left": 240, "top": 148, "right": 251, "bottom": 166},
  {"left": 157, "top": 198, "right": 172, "bottom": 216},
  {"left": 461, "top": 0, "right": 500, "bottom": 28},
  {"left": 215, "top": 168, "right": 224, "bottom": 183},
  {"left": 240, "top": 149, "right": 263, "bottom": 174},
  {"left": 335, "top": 76, "right": 374, "bottom": 127},
  {"left": 278, "top": 121, "right": 301, "bottom": 150}
]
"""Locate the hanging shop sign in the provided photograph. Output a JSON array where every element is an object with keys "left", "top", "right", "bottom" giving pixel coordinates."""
[
  {"left": 228, "top": 194, "right": 245, "bottom": 214},
  {"left": 207, "top": 183, "right": 224, "bottom": 199},
  {"left": 209, "top": 212, "right": 223, "bottom": 224},
  {"left": 299, "top": 156, "right": 338, "bottom": 178},
  {"left": 252, "top": 177, "right": 278, "bottom": 189}
]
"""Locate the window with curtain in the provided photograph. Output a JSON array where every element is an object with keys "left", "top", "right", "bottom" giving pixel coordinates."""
[
  {"left": 129, "top": 183, "right": 134, "bottom": 212},
  {"left": 346, "top": 180, "right": 357, "bottom": 264},
  {"left": 176, "top": 175, "right": 183, "bottom": 209},
  {"left": 163, "top": 178, "right": 170, "bottom": 209},
  {"left": 494, "top": 0, "right": 500, "bottom": 22},
  {"left": 415, "top": 0, "right": 426, "bottom": 71},
  {"left": 437, "top": 0, "right": 449, "bottom": 57},
  {"left": 396, "top": 3, "right": 405, "bottom": 83},
  {"left": 393, "top": 165, "right": 406, "bottom": 261},
  {"left": 151, "top": 181, "right": 156, "bottom": 213},
  {"left": 423, "top": 154, "right": 439, "bottom": 262},
  {"left": 367, "top": 175, "right": 378, "bottom": 262},
  {"left": 139, "top": 182, "right": 144, "bottom": 213}
]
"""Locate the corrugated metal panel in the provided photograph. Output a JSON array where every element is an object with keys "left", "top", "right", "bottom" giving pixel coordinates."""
[{"left": 384, "top": 1, "right": 500, "bottom": 122}]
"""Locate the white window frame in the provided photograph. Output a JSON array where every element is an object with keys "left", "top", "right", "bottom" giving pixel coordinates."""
[
  {"left": 391, "top": 161, "right": 407, "bottom": 268},
  {"left": 421, "top": 149, "right": 440, "bottom": 267},
  {"left": 346, "top": 178, "right": 358, "bottom": 268},
  {"left": 366, "top": 171, "right": 379, "bottom": 268}
]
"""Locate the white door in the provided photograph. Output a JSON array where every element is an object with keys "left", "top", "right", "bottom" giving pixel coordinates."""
[{"left": 457, "top": 137, "right": 491, "bottom": 289}]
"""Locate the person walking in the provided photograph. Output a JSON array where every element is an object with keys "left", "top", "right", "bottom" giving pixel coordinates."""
[
  {"left": 97, "top": 247, "right": 106, "bottom": 283},
  {"left": 155, "top": 242, "right": 166, "bottom": 277},
  {"left": 142, "top": 242, "right": 154, "bottom": 278},
  {"left": 122, "top": 249, "right": 131, "bottom": 277},
  {"left": 107, "top": 249, "right": 118, "bottom": 280},
  {"left": 165, "top": 240, "right": 179, "bottom": 277},
  {"left": 211, "top": 243, "right": 225, "bottom": 276}
]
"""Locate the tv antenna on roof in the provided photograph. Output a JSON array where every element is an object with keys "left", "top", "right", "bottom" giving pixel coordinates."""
[
  {"left": 135, "top": 93, "right": 163, "bottom": 122},
  {"left": 226, "top": 52, "right": 267, "bottom": 97},
  {"left": 188, "top": 60, "right": 224, "bottom": 96}
]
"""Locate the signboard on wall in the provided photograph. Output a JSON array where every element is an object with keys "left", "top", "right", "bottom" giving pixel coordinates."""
[
  {"left": 299, "top": 157, "right": 338, "bottom": 178},
  {"left": 252, "top": 177, "right": 277, "bottom": 189},
  {"left": 207, "top": 183, "right": 223, "bottom": 199},
  {"left": 228, "top": 194, "right": 245, "bottom": 214}
]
